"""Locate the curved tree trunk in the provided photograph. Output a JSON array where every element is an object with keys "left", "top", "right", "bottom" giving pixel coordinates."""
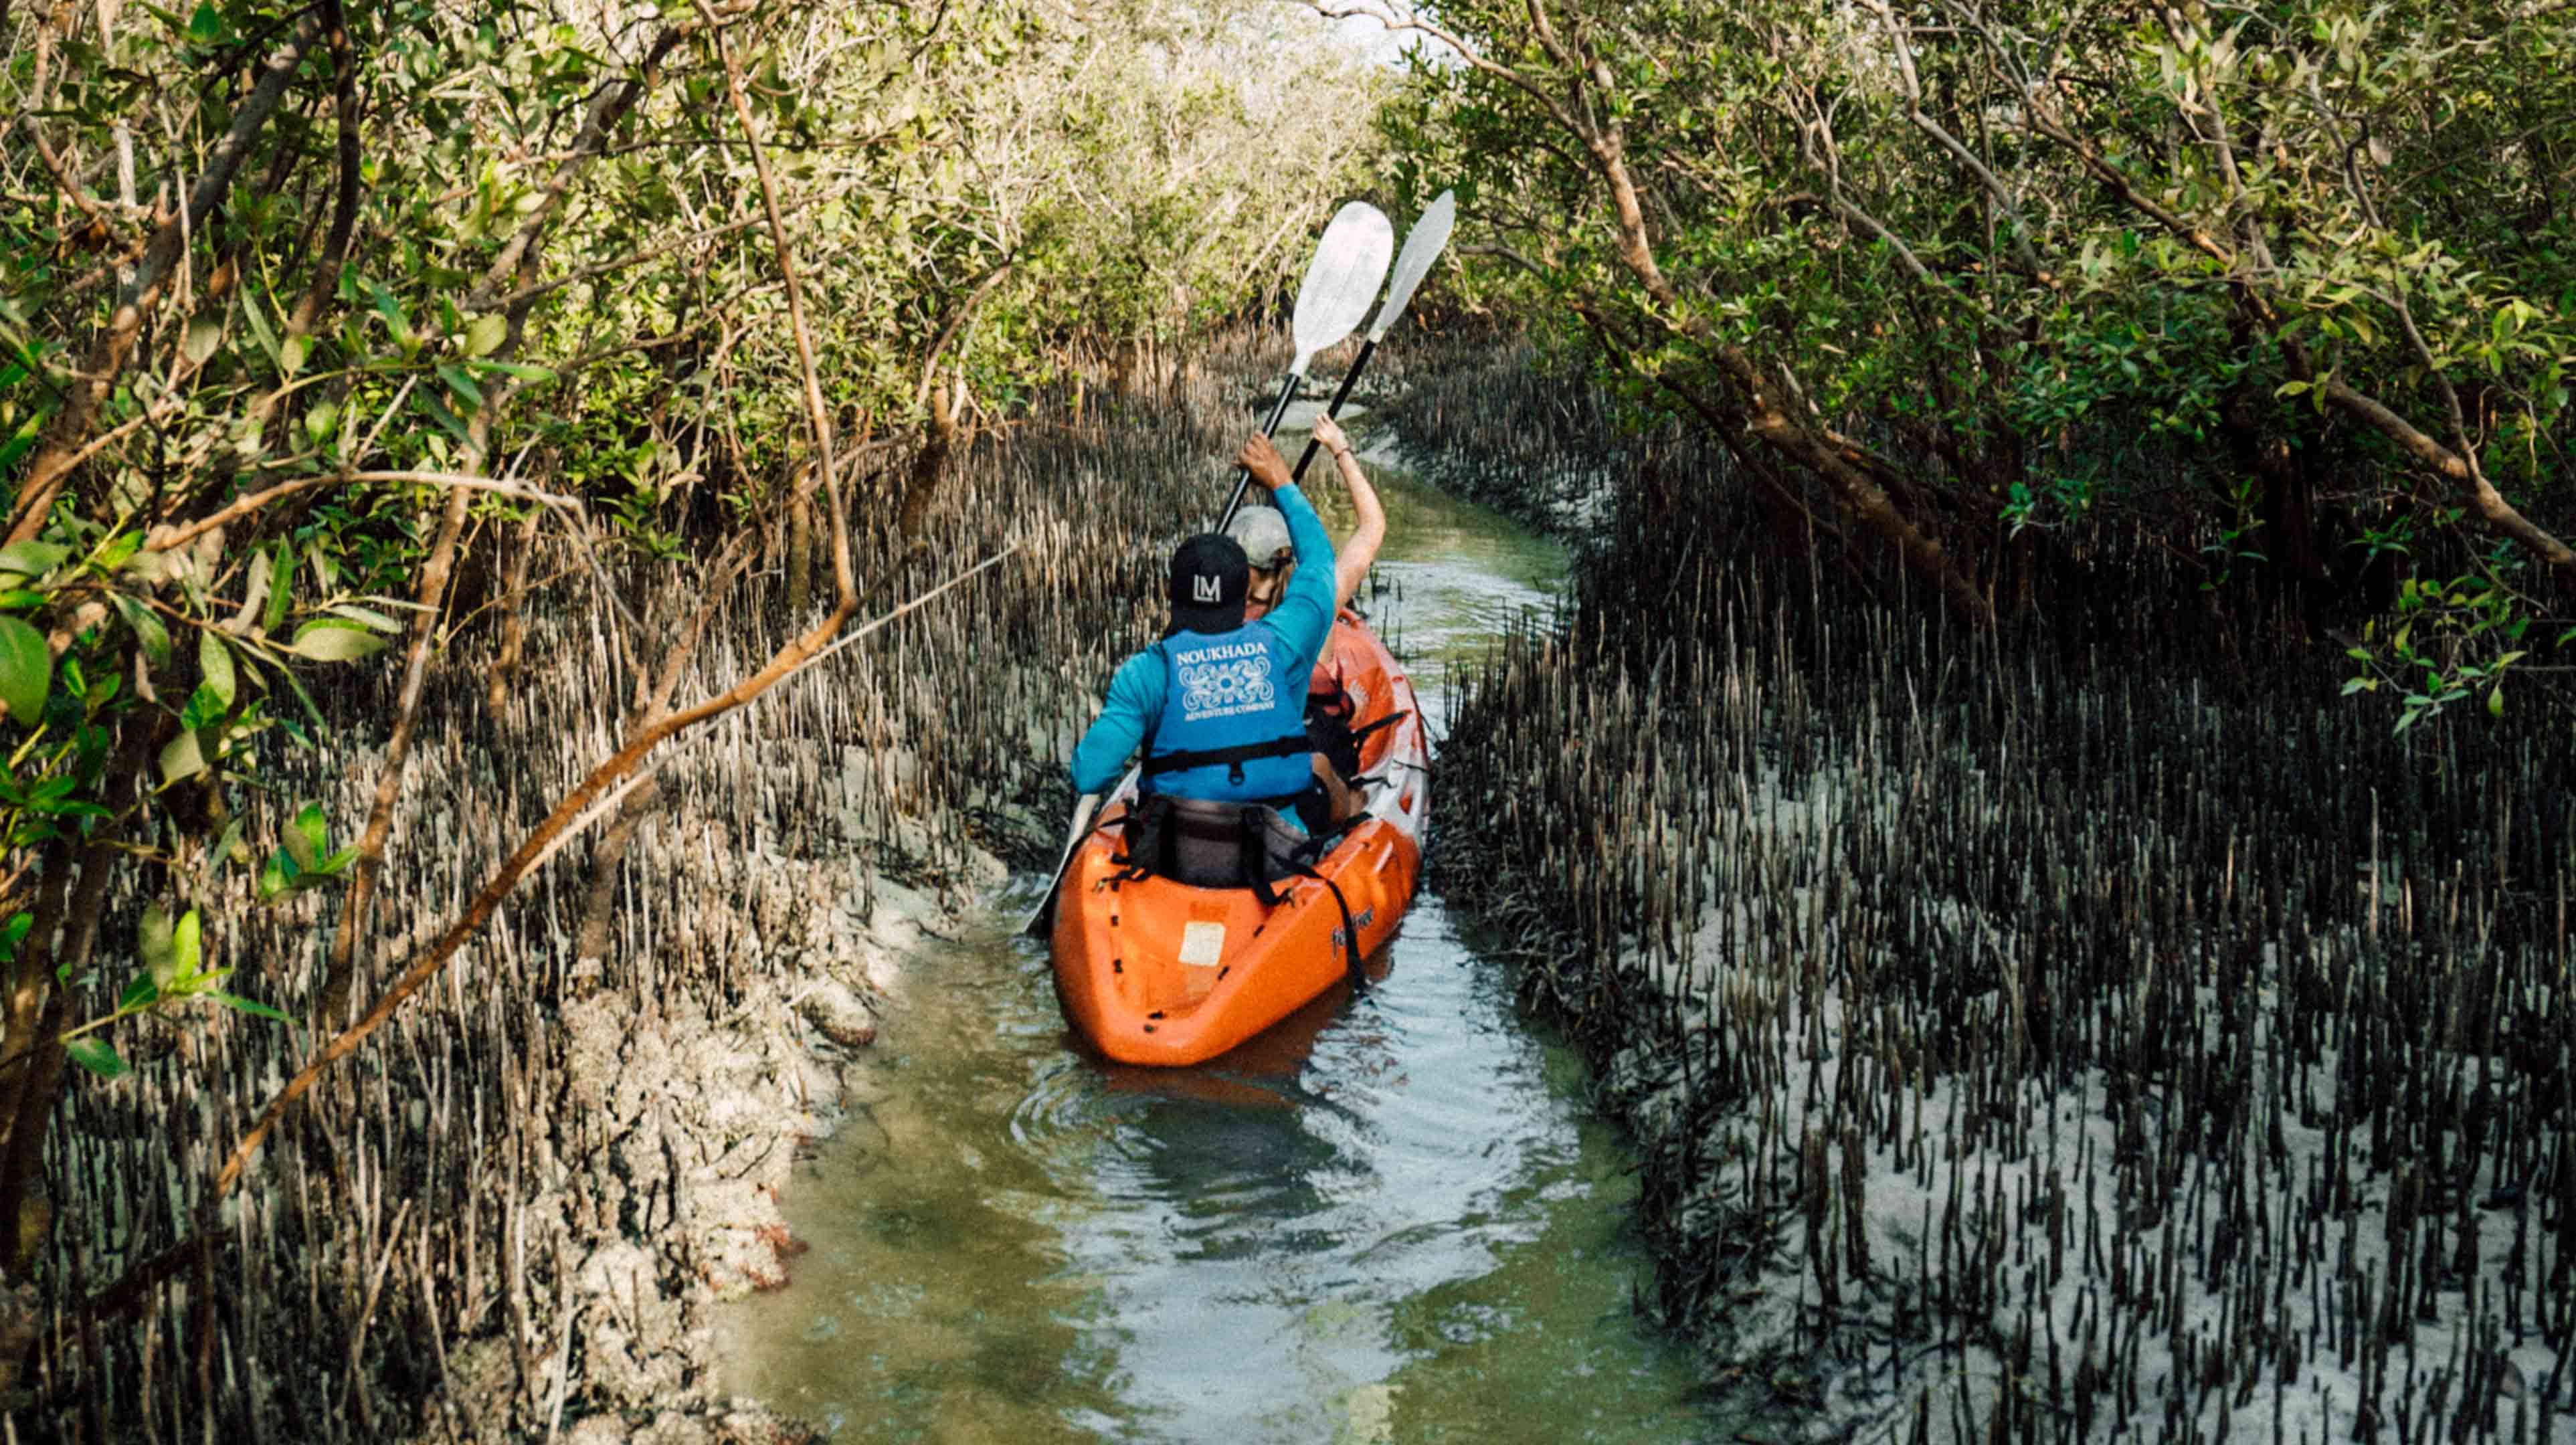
[
  {"left": 1574, "top": 62, "right": 1997, "bottom": 628},
  {"left": 484, "top": 505, "right": 545, "bottom": 712},
  {"left": 897, "top": 375, "right": 962, "bottom": 541},
  {"left": 786, "top": 493, "right": 814, "bottom": 615}
]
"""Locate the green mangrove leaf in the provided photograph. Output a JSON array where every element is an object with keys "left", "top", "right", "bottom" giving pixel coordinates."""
[
  {"left": 0, "top": 541, "right": 70, "bottom": 578},
  {"left": 0, "top": 615, "right": 50, "bottom": 723},
  {"left": 198, "top": 630, "right": 237, "bottom": 709},
  {"left": 157, "top": 729, "right": 206, "bottom": 787},
  {"left": 288, "top": 802, "right": 328, "bottom": 870},
  {"left": 207, "top": 815, "right": 246, "bottom": 874},
  {"left": 264, "top": 541, "right": 296, "bottom": 635},
  {"left": 172, "top": 908, "right": 201, "bottom": 981},
  {"left": 112, "top": 595, "right": 171, "bottom": 665},
  {"left": 211, "top": 991, "right": 294, "bottom": 1026},
  {"left": 139, "top": 902, "right": 175, "bottom": 986},
  {"left": 183, "top": 318, "right": 223, "bottom": 366},
  {"left": 464, "top": 314, "right": 509, "bottom": 358},
  {"left": 323, "top": 603, "right": 403, "bottom": 633},
  {"left": 180, "top": 684, "right": 227, "bottom": 733},
  {"left": 66, "top": 1037, "right": 128, "bottom": 1080},
  {"left": 289, "top": 619, "right": 389, "bottom": 662}
]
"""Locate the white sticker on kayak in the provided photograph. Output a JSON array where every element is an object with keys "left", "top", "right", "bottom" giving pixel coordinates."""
[{"left": 1179, "top": 921, "right": 1226, "bottom": 967}]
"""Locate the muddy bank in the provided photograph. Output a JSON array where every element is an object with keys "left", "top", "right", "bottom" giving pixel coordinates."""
[
  {"left": 31, "top": 336, "right": 1334, "bottom": 1440},
  {"left": 1420, "top": 363, "right": 2575, "bottom": 1438},
  {"left": 47, "top": 611, "right": 1009, "bottom": 1444}
]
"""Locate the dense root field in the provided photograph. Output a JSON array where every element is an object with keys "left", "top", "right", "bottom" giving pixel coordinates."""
[
  {"left": 29, "top": 340, "right": 1346, "bottom": 1442},
  {"left": 1406, "top": 347, "right": 2576, "bottom": 1443}
]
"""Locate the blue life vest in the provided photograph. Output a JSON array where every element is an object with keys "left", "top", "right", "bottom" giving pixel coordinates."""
[{"left": 1139, "top": 622, "right": 1314, "bottom": 803}]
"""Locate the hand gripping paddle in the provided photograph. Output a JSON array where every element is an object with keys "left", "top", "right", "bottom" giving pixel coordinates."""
[{"left": 1214, "top": 201, "right": 1394, "bottom": 533}]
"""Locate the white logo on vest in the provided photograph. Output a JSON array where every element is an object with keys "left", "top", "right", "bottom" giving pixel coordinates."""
[{"left": 1172, "top": 639, "right": 1277, "bottom": 720}]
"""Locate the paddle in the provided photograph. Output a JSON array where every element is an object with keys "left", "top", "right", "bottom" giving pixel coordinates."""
[
  {"left": 1020, "top": 791, "right": 1101, "bottom": 938},
  {"left": 1289, "top": 189, "right": 1455, "bottom": 484},
  {"left": 1214, "top": 201, "right": 1393, "bottom": 534}
]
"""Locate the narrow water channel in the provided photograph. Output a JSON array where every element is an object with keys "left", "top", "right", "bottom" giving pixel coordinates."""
[{"left": 717, "top": 431, "right": 1733, "bottom": 1442}]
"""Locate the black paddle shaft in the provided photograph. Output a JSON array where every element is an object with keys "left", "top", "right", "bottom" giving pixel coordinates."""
[
  {"left": 1289, "top": 338, "right": 1380, "bottom": 484},
  {"left": 1214, "top": 371, "right": 1305, "bottom": 533}
]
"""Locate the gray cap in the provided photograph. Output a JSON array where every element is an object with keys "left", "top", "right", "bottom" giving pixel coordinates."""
[{"left": 1224, "top": 504, "right": 1293, "bottom": 571}]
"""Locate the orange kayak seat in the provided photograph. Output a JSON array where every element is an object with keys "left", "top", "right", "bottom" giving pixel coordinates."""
[{"left": 1108, "top": 795, "right": 1368, "bottom": 980}]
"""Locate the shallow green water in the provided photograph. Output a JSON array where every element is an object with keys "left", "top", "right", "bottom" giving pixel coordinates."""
[{"left": 716, "top": 442, "right": 1733, "bottom": 1442}]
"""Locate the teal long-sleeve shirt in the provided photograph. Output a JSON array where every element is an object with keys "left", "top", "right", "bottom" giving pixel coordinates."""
[{"left": 1070, "top": 484, "right": 1338, "bottom": 795}]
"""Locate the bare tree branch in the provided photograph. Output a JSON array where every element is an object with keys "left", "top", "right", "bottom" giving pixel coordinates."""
[{"left": 143, "top": 471, "right": 581, "bottom": 553}]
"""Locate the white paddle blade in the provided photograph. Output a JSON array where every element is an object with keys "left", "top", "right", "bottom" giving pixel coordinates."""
[
  {"left": 1367, "top": 189, "right": 1457, "bottom": 342},
  {"left": 1287, "top": 201, "right": 1394, "bottom": 373}
]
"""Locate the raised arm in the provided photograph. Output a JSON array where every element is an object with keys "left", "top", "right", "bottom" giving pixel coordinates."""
[
  {"left": 1238, "top": 434, "right": 1338, "bottom": 669},
  {"left": 1311, "top": 415, "right": 1383, "bottom": 611}
]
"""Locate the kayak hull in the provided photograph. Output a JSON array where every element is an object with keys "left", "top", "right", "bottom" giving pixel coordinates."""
[{"left": 1051, "top": 616, "right": 1428, "bottom": 1066}]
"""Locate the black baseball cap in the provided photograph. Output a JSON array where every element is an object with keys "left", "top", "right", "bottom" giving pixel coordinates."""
[{"left": 1167, "top": 533, "right": 1249, "bottom": 634}]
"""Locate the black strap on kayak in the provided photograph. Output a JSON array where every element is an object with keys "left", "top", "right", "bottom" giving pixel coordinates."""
[
  {"left": 1309, "top": 670, "right": 1358, "bottom": 726},
  {"left": 1109, "top": 799, "right": 1164, "bottom": 883},
  {"left": 1252, "top": 814, "right": 1368, "bottom": 987},
  {"left": 1113, "top": 791, "right": 1305, "bottom": 884},
  {"left": 1255, "top": 857, "right": 1363, "bottom": 988},
  {"left": 1140, "top": 733, "right": 1315, "bottom": 788},
  {"left": 1109, "top": 797, "right": 1365, "bottom": 985},
  {"left": 1309, "top": 706, "right": 1409, "bottom": 788},
  {"left": 1346, "top": 708, "right": 1409, "bottom": 747}
]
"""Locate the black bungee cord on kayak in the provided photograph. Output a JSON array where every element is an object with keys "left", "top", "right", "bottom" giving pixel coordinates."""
[{"left": 1259, "top": 833, "right": 1367, "bottom": 991}]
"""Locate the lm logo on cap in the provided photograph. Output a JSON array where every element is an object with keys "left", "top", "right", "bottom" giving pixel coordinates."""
[{"left": 1193, "top": 574, "right": 1222, "bottom": 603}]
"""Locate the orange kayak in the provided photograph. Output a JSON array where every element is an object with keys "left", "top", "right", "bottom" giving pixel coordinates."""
[{"left": 1051, "top": 614, "right": 1429, "bottom": 1066}]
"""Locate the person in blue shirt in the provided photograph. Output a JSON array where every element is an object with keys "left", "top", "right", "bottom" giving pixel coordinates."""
[
  {"left": 1225, "top": 413, "right": 1382, "bottom": 828},
  {"left": 1070, "top": 432, "right": 1339, "bottom": 830}
]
